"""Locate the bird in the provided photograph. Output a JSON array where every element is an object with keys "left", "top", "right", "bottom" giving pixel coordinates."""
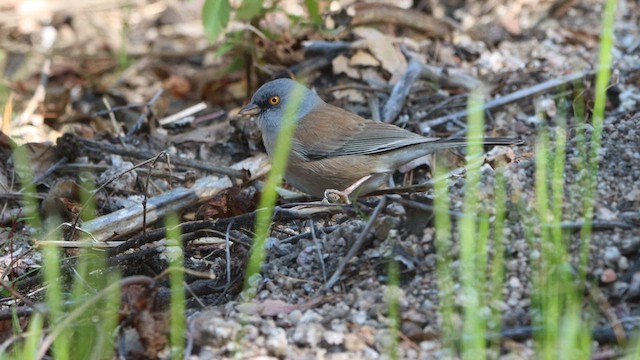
[{"left": 239, "top": 78, "right": 522, "bottom": 200}]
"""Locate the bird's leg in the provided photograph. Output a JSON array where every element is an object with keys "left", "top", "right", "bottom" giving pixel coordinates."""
[{"left": 323, "top": 175, "right": 374, "bottom": 204}]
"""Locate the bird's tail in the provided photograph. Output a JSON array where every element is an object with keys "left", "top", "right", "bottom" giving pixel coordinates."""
[
  {"left": 387, "top": 136, "right": 524, "bottom": 170},
  {"left": 435, "top": 137, "right": 525, "bottom": 147}
]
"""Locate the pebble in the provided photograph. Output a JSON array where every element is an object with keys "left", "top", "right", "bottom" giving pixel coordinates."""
[
  {"left": 323, "top": 330, "right": 345, "bottom": 345},
  {"left": 508, "top": 276, "right": 521, "bottom": 288},
  {"left": 292, "top": 323, "right": 324, "bottom": 347},
  {"left": 620, "top": 238, "right": 640, "bottom": 254},
  {"left": 300, "top": 310, "right": 322, "bottom": 324},
  {"left": 350, "top": 310, "right": 368, "bottom": 324},
  {"left": 604, "top": 246, "right": 621, "bottom": 263},
  {"left": 600, "top": 268, "right": 617, "bottom": 283},
  {"left": 265, "top": 327, "right": 288, "bottom": 356},
  {"left": 613, "top": 281, "right": 630, "bottom": 298},
  {"left": 289, "top": 310, "right": 303, "bottom": 324},
  {"left": 618, "top": 256, "right": 629, "bottom": 270},
  {"left": 421, "top": 299, "right": 434, "bottom": 311},
  {"left": 344, "top": 333, "right": 366, "bottom": 351},
  {"left": 420, "top": 340, "right": 438, "bottom": 351}
]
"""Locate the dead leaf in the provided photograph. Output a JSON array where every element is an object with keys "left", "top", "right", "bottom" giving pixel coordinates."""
[
  {"left": 163, "top": 75, "right": 192, "bottom": 98},
  {"left": 485, "top": 146, "right": 516, "bottom": 168},
  {"left": 197, "top": 186, "right": 257, "bottom": 219},
  {"left": 353, "top": 27, "right": 407, "bottom": 83},
  {"left": 332, "top": 54, "right": 361, "bottom": 79},
  {"left": 349, "top": 50, "right": 380, "bottom": 67},
  {"left": 331, "top": 89, "right": 366, "bottom": 103}
]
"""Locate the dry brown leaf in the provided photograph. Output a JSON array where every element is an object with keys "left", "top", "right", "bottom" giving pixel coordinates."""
[
  {"left": 353, "top": 27, "right": 407, "bottom": 83},
  {"left": 331, "top": 54, "right": 361, "bottom": 79},
  {"left": 349, "top": 50, "right": 380, "bottom": 67},
  {"left": 331, "top": 89, "right": 366, "bottom": 103},
  {"left": 485, "top": 146, "right": 516, "bottom": 168}
]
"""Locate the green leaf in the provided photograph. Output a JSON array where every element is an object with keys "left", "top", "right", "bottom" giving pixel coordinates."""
[
  {"left": 236, "top": 0, "right": 263, "bottom": 21},
  {"left": 304, "top": 0, "right": 321, "bottom": 26},
  {"left": 202, "top": 0, "right": 231, "bottom": 41}
]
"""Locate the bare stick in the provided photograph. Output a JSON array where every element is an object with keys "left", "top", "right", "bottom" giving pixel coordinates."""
[
  {"left": 60, "top": 134, "right": 247, "bottom": 179},
  {"left": 383, "top": 57, "right": 424, "bottom": 123},
  {"left": 78, "top": 155, "right": 268, "bottom": 242},
  {"left": 419, "top": 70, "right": 594, "bottom": 131}
]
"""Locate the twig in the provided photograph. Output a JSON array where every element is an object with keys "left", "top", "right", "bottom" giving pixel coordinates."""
[
  {"left": 587, "top": 282, "right": 627, "bottom": 345},
  {"left": 0, "top": 280, "right": 45, "bottom": 316},
  {"left": 77, "top": 155, "right": 267, "bottom": 242},
  {"left": 128, "top": 89, "right": 163, "bottom": 136},
  {"left": 62, "top": 134, "right": 247, "bottom": 179},
  {"left": 224, "top": 221, "right": 233, "bottom": 292},
  {"left": 158, "top": 102, "right": 208, "bottom": 126},
  {"left": 67, "top": 156, "right": 162, "bottom": 241},
  {"left": 80, "top": 175, "right": 233, "bottom": 242},
  {"left": 383, "top": 57, "right": 424, "bottom": 123},
  {"left": 57, "top": 163, "right": 186, "bottom": 180},
  {"left": 421, "top": 64, "right": 484, "bottom": 93},
  {"left": 105, "top": 203, "right": 349, "bottom": 257},
  {"left": 557, "top": 220, "right": 634, "bottom": 231},
  {"left": 281, "top": 225, "right": 339, "bottom": 244},
  {"left": 18, "top": 59, "right": 50, "bottom": 126},
  {"left": 19, "top": 157, "right": 68, "bottom": 192},
  {"left": 310, "top": 220, "right": 327, "bottom": 284},
  {"left": 302, "top": 40, "right": 352, "bottom": 54},
  {"left": 141, "top": 152, "right": 171, "bottom": 236},
  {"left": 325, "top": 197, "right": 387, "bottom": 289},
  {"left": 102, "top": 97, "right": 125, "bottom": 138},
  {"left": 419, "top": 70, "right": 595, "bottom": 131}
]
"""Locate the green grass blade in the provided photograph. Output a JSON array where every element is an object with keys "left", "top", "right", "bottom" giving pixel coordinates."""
[
  {"left": 166, "top": 213, "right": 185, "bottom": 359},
  {"left": 459, "top": 89, "right": 487, "bottom": 359},
  {"left": 434, "top": 159, "right": 454, "bottom": 350},
  {"left": 243, "top": 83, "right": 305, "bottom": 298}
]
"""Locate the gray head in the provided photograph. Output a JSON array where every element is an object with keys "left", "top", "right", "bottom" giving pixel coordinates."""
[{"left": 239, "top": 79, "right": 324, "bottom": 135}]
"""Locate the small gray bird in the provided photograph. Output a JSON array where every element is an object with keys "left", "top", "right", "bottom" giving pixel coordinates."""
[{"left": 240, "top": 78, "right": 521, "bottom": 199}]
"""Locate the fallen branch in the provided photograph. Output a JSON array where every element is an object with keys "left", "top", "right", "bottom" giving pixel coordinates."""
[
  {"left": 76, "top": 155, "right": 268, "bottom": 242},
  {"left": 383, "top": 57, "right": 424, "bottom": 123},
  {"left": 419, "top": 70, "right": 595, "bottom": 131},
  {"left": 57, "top": 133, "right": 248, "bottom": 179},
  {"left": 349, "top": 3, "right": 456, "bottom": 39}
]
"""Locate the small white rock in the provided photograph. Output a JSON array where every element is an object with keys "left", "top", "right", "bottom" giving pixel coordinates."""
[
  {"left": 350, "top": 310, "right": 368, "bottom": 324},
  {"left": 265, "top": 327, "right": 288, "bottom": 356},
  {"left": 604, "top": 246, "right": 621, "bottom": 263},
  {"left": 323, "top": 330, "right": 344, "bottom": 345}
]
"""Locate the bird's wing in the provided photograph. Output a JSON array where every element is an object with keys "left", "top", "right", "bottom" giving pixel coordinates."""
[{"left": 294, "top": 102, "right": 437, "bottom": 160}]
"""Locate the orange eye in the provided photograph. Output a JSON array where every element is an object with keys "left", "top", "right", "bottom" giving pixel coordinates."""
[{"left": 268, "top": 96, "right": 280, "bottom": 105}]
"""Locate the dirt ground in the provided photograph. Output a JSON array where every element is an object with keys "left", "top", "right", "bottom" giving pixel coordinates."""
[{"left": 0, "top": 0, "right": 639, "bottom": 358}]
